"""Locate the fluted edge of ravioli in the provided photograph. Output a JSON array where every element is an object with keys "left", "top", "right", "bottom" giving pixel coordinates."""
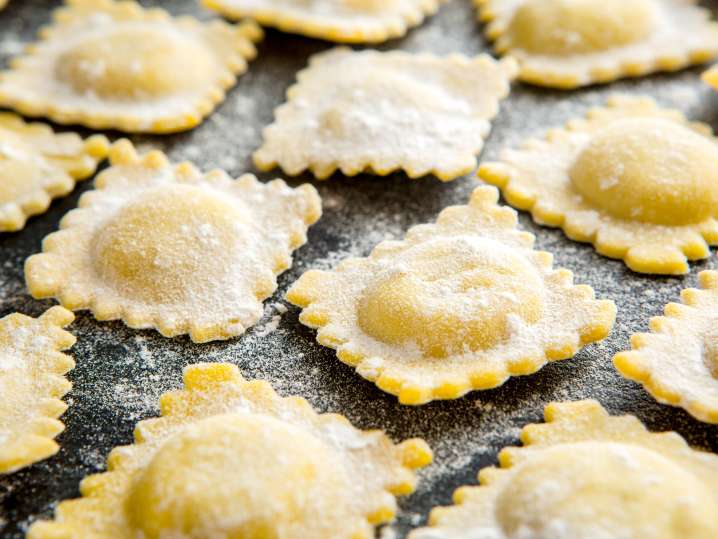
[
  {"left": 0, "top": 306, "right": 76, "bottom": 475},
  {"left": 409, "top": 399, "right": 718, "bottom": 539},
  {"left": 0, "top": 113, "right": 108, "bottom": 232},
  {"left": 27, "top": 362, "right": 433, "bottom": 539},
  {"left": 24, "top": 140, "right": 322, "bottom": 343},
  {"left": 253, "top": 48, "right": 518, "bottom": 182},
  {"left": 614, "top": 270, "right": 718, "bottom": 424},
  {"left": 479, "top": 95, "right": 718, "bottom": 275},
  {"left": 474, "top": 0, "right": 718, "bottom": 89},
  {"left": 203, "top": 0, "right": 447, "bottom": 44},
  {"left": 0, "top": 0, "right": 263, "bottom": 133},
  {"left": 286, "top": 186, "right": 616, "bottom": 405}
]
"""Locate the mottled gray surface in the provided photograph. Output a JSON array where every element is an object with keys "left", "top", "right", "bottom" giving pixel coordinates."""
[{"left": 1, "top": 0, "right": 718, "bottom": 537}]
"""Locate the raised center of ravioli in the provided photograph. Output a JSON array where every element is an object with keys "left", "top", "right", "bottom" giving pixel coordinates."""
[
  {"left": 357, "top": 237, "right": 545, "bottom": 358},
  {"left": 55, "top": 26, "right": 214, "bottom": 100},
  {"left": 494, "top": 441, "right": 717, "bottom": 539},
  {"left": 570, "top": 118, "right": 718, "bottom": 226},
  {"left": 704, "top": 324, "right": 718, "bottom": 378},
  {"left": 128, "top": 413, "right": 352, "bottom": 539},
  {"left": 508, "top": 0, "right": 655, "bottom": 55},
  {"left": 92, "top": 184, "right": 246, "bottom": 304}
]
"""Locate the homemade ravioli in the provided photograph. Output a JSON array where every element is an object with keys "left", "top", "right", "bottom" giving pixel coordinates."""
[
  {"left": 475, "top": 0, "right": 718, "bottom": 88},
  {"left": 0, "top": 113, "right": 108, "bottom": 232},
  {"left": 28, "top": 362, "right": 433, "bottom": 539},
  {"left": 410, "top": 400, "right": 718, "bottom": 539},
  {"left": 479, "top": 96, "right": 718, "bottom": 275},
  {"left": 615, "top": 271, "right": 718, "bottom": 424},
  {"left": 25, "top": 140, "right": 322, "bottom": 343},
  {"left": 0, "top": 307, "right": 75, "bottom": 475},
  {"left": 287, "top": 186, "right": 616, "bottom": 405},
  {"left": 254, "top": 48, "right": 517, "bottom": 181},
  {"left": 0, "top": 0, "right": 262, "bottom": 133},
  {"left": 203, "top": 0, "right": 446, "bottom": 43}
]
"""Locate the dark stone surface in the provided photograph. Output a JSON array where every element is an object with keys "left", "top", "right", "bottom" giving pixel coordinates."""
[{"left": 1, "top": 0, "right": 717, "bottom": 537}]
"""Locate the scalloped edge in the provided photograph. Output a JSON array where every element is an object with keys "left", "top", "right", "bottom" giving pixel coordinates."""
[
  {"left": 478, "top": 94, "right": 718, "bottom": 275},
  {"left": 0, "top": 112, "right": 109, "bottom": 232},
  {"left": 204, "top": 0, "right": 447, "bottom": 44},
  {"left": 614, "top": 270, "right": 718, "bottom": 424},
  {"left": 474, "top": 0, "right": 718, "bottom": 89},
  {"left": 24, "top": 139, "right": 322, "bottom": 343},
  {"left": 0, "top": 306, "right": 76, "bottom": 475},
  {"left": 0, "top": 0, "right": 263, "bottom": 133},
  {"left": 253, "top": 48, "right": 517, "bottom": 182},
  {"left": 28, "top": 362, "right": 433, "bottom": 538},
  {"left": 410, "top": 399, "right": 718, "bottom": 538},
  {"left": 287, "top": 185, "right": 616, "bottom": 405}
]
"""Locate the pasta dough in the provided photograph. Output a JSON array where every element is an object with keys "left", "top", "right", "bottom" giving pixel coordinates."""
[
  {"left": 25, "top": 140, "right": 322, "bottom": 343},
  {"left": 476, "top": 0, "right": 718, "bottom": 88},
  {"left": 0, "top": 0, "right": 262, "bottom": 133},
  {"left": 410, "top": 400, "right": 718, "bottom": 539},
  {"left": 203, "top": 0, "right": 446, "bottom": 43},
  {"left": 479, "top": 95, "right": 718, "bottom": 275},
  {"left": 615, "top": 270, "right": 718, "bottom": 423},
  {"left": 254, "top": 48, "right": 517, "bottom": 181},
  {"left": 0, "top": 113, "right": 108, "bottom": 232},
  {"left": 287, "top": 186, "right": 616, "bottom": 404},
  {"left": 0, "top": 307, "right": 75, "bottom": 474},
  {"left": 28, "top": 362, "right": 433, "bottom": 539}
]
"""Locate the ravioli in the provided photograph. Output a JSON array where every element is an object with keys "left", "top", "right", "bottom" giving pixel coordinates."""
[
  {"left": 410, "top": 400, "right": 718, "bottom": 539},
  {"left": 0, "top": 0, "right": 262, "bottom": 133},
  {"left": 0, "top": 307, "right": 75, "bottom": 475},
  {"left": 287, "top": 185, "right": 616, "bottom": 404},
  {"left": 254, "top": 48, "right": 517, "bottom": 181},
  {"left": 204, "top": 0, "right": 446, "bottom": 43},
  {"left": 28, "top": 362, "right": 433, "bottom": 539},
  {"left": 476, "top": 0, "right": 718, "bottom": 88},
  {"left": 25, "top": 140, "right": 322, "bottom": 343},
  {"left": 479, "top": 95, "right": 718, "bottom": 275},
  {"left": 615, "top": 271, "right": 718, "bottom": 424},
  {"left": 0, "top": 113, "right": 108, "bottom": 232}
]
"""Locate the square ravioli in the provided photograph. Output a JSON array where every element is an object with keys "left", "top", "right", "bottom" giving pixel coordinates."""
[
  {"left": 286, "top": 186, "right": 616, "bottom": 405},
  {"left": 0, "top": 113, "right": 108, "bottom": 232},
  {"left": 204, "top": 0, "right": 446, "bottom": 43},
  {"left": 28, "top": 362, "right": 433, "bottom": 539},
  {"left": 253, "top": 48, "right": 517, "bottom": 181},
  {"left": 0, "top": 307, "right": 75, "bottom": 475},
  {"left": 25, "top": 140, "right": 322, "bottom": 343},
  {"left": 410, "top": 400, "right": 718, "bottom": 539},
  {"left": 0, "top": 0, "right": 262, "bottom": 133},
  {"left": 615, "top": 270, "right": 718, "bottom": 424},
  {"left": 479, "top": 95, "right": 718, "bottom": 275},
  {"left": 476, "top": 0, "right": 718, "bottom": 88}
]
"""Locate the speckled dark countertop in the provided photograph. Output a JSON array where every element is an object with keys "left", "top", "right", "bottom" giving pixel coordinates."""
[{"left": 1, "top": 1, "right": 717, "bottom": 537}]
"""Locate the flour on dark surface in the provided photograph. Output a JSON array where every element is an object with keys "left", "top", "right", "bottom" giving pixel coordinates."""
[{"left": 1, "top": 1, "right": 718, "bottom": 537}]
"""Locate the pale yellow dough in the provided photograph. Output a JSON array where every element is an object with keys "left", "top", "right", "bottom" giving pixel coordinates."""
[
  {"left": 25, "top": 140, "right": 322, "bottom": 343},
  {"left": 615, "top": 271, "right": 718, "bottom": 424},
  {"left": 204, "top": 0, "right": 446, "bottom": 43},
  {"left": 287, "top": 185, "right": 616, "bottom": 405},
  {"left": 476, "top": 0, "right": 718, "bottom": 88},
  {"left": 0, "top": 306, "right": 75, "bottom": 475},
  {"left": 479, "top": 95, "right": 718, "bottom": 275},
  {"left": 254, "top": 48, "right": 517, "bottom": 181},
  {"left": 0, "top": 0, "right": 262, "bottom": 133},
  {"left": 410, "top": 400, "right": 718, "bottom": 539},
  {"left": 0, "top": 113, "right": 108, "bottom": 232},
  {"left": 28, "top": 362, "right": 433, "bottom": 539}
]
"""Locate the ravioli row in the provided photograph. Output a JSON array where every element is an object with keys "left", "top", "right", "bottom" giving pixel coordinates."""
[
  {"left": 2, "top": 341, "right": 716, "bottom": 539},
  {"left": 2, "top": 0, "right": 718, "bottom": 139}
]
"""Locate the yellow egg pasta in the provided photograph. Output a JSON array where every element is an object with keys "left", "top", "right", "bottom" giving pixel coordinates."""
[
  {"left": 28, "top": 362, "right": 433, "bottom": 539},
  {"left": 287, "top": 185, "right": 615, "bottom": 405},
  {"left": 25, "top": 140, "right": 322, "bottom": 343}
]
